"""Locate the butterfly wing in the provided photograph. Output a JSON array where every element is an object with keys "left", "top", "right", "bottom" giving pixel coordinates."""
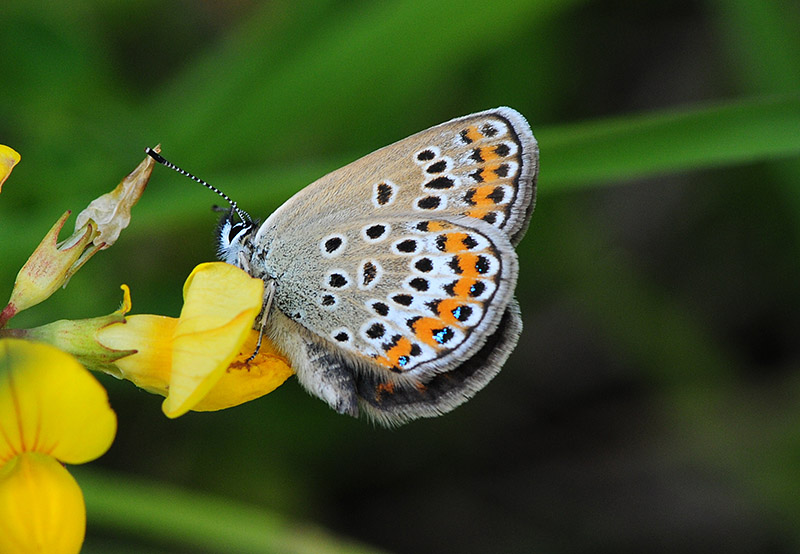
[
  {"left": 252, "top": 107, "right": 538, "bottom": 423},
  {"left": 260, "top": 107, "right": 536, "bottom": 245}
]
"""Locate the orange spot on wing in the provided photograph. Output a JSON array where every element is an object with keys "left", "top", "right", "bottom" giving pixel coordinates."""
[
  {"left": 377, "top": 337, "right": 414, "bottom": 370},
  {"left": 471, "top": 185, "right": 501, "bottom": 204},
  {"left": 472, "top": 168, "right": 497, "bottom": 183},
  {"left": 452, "top": 277, "right": 480, "bottom": 298},
  {"left": 376, "top": 381, "right": 395, "bottom": 395},
  {"left": 479, "top": 147, "right": 500, "bottom": 162},
  {"left": 436, "top": 298, "right": 470, "bottom": 326},
  {"left": 464, "top": 125, "right": 483, "bottom": 143},
  {"left": 465, "top": 207, "right": 492, "bottom": 219},
  {"left": 485, "top": 163, "right": 507, "bottom": 180},
  {"left": 426, "top": 220, "right": 447, "bottom": 232},
  {"left": 442, "top": 232, "right": 469, "bottom": 252},
  {"left": 452, "top": 253, "right": 483, "bottom": 278},
  {"left": 409, "top": 317, "right": 448, "bottom": 348}
]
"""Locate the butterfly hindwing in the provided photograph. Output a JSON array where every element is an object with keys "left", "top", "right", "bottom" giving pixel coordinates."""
[{"left": 263, "top": 215, "right": 517, "bottom": 376}]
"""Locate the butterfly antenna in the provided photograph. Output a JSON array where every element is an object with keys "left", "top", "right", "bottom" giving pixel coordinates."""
[{"left": 145, "top": 147, "right": 251, "bottom": 223}]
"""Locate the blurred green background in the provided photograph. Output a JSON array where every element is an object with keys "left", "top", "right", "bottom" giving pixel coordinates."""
[{"left": 2, "top": 1, "right": 800, "bottom": 553}]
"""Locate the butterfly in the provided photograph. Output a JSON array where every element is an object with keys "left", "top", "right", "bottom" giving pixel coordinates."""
[{"left": 151, "top": 107, "right": 537, "bottom": 425}]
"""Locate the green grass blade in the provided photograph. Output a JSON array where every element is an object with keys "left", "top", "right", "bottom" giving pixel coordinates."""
[
  {"left": 76, "top": 467, "right": 390, "bottom": 554},
  {"left": 540, "top": 94, "right": 800, "bottom": 190},
  {"left": 710, "top": 1, "right": 800, "bottom": 241}
]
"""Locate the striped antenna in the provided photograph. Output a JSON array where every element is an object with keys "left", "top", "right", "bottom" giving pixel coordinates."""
[{"left": 145, "top": 147, "right": 251, "bottom": 222}]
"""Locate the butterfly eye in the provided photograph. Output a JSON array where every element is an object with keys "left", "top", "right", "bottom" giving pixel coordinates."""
[
  {"left": 216, "top": 216, "right": 255, "bottom": 267},
  {"left": 228, "top": 221, "right": 247, "bottom": 243}
]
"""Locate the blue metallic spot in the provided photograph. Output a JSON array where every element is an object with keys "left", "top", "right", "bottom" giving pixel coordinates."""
[
  {"left": 451, "top": 305, "right": 473, "bottom": 322},
  {"left": 432, "top": 327, "right": 454, "bottom": 344},
  {"left": 469, "top": 281, "right": 486, "bottom": 297}
]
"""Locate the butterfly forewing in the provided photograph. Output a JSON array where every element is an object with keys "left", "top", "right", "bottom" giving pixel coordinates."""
[{"left": 258, "top": 107, "right": 537, "bottom": 245}]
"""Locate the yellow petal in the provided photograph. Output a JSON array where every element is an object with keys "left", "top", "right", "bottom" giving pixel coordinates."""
[
  {"left": 192, "top": 328, "right": 293, "bottom": 411},
  {"left": 74, "top": 148, "right": 156, "bottom": 249},
  {"left": 178, "top": 262, "right": 265, "bottom": 332},
  {"left": 100, "top": 322, "right": 294, "bottom": 412},
  {"left": 0, "top": 145, "right": 20, "bottom": 192},
  {"left": 96, "top": 314, "right": 177, "bottom": 396},
  {"left": 165, "top": 263, "right": 264, "bottom": 418},
  {"left": 0, "top": 453, "right": 84, "bottom": 554},
  {"left": 0, "top": 339, "right": 117, "bottom": 465},
  {"left": 96, "top": 264, "right": 292, "bottom": 415}
]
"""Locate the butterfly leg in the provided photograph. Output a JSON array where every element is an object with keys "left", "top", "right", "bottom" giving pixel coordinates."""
[{"left": 247, "top": 278, "right": 276, "bottom": 363}]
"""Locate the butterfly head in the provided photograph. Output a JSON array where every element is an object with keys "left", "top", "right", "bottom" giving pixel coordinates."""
[{"left": 215, "top": 208, "right": 257, "bottom": 266}]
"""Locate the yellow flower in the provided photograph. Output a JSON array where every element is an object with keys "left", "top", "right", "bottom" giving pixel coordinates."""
[
  {"left": 13, "top": 264, "right": 293, "bottom": 418},
  {"left": 0, "top": 338, "right": 117, "bottom": 554},
  {"left": 97, "top": 262, "right": 294, "bottom": 418},
  {"left": 1, "top": 144, "right": 290, "bottom": 421},
  {"left": 0, "top": 145, "right": 20, "bottom": 192}
]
